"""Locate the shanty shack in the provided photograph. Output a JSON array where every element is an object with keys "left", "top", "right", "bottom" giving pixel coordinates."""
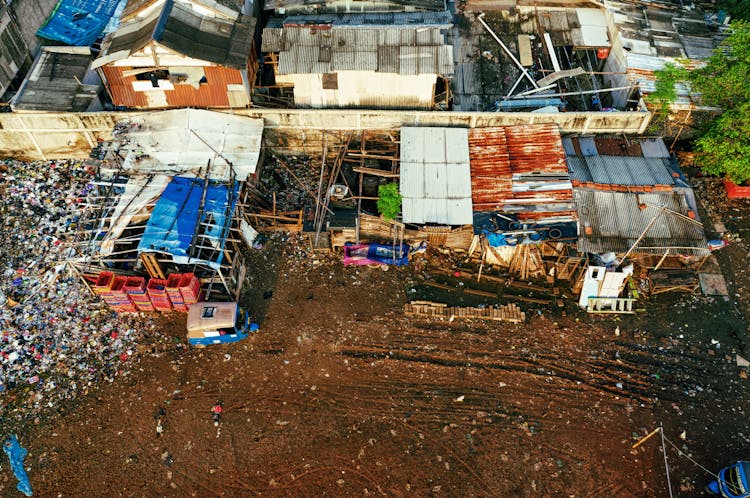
[
  {"left": 92, "top": 0, "right": 257, "bottom": 109},
  {"left": 261, "top": 11, "right": 453, "bottom": 109}
]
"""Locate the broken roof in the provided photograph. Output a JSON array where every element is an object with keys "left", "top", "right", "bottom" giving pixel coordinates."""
[
  {"left": 605, "top": 0, "right": 726, "bottom": 106},
  {"left": 263, "top": 12, "right": 453, "bottom": 76},
  {"left": 99, "top": 0, "right": 255, "bottom": 69},
  {"left": 11, "top": 47, "right": 101, "bottom": 112},
  {"left": 518, "top": 7, "right": 610, "bottom": 48},
  {"left": 400, "top": 127, "right": 473, "bottom": 226},
  {"left": 112, "top": 109, "right": 263, "bottom": 182},
  {"left": 468, "top": 124, "right": 575, "bottom": 223},
  {"left": 574, "top": 189, "right": 709, "bottom": 256}
]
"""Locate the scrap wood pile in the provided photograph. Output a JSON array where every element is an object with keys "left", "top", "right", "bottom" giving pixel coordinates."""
[{"left": 404, "top": 300, "right": 525, "bottom": 323}]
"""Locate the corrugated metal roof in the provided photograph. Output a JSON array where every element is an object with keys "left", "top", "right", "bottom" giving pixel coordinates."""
[
  {"left": 265, "top": 1, "right": 447, "bottom": 14},
  {"left": 468, "top": 124, "right": 574, "bottom": 222},
  {"left": 400, "top": 127, "right": 473, "bottom": 225},
  {"left": 567, "top": 155, "right": 676, "bottom": 187},
  {"left": 574, "top": 189, "right": 709, "bottom": 255},
  {"left": 103, "top": 0, "right": 255, "bottom": 70},
  {"left": 264, "top": 11, "right": 452, "bottom": 76}
]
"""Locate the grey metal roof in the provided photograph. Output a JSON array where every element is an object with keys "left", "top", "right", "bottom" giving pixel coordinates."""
[
  {"left": 574, "top": 189, "right": 709, "bottom": 255},
  {"left": 265, "top": 14, "right": 453, "bottom": 75},
  {"left": 106, "top": 0, "right": 255, "bottom": 69},
  {"left": 156, "top": 2, "right": 256, "bottom": 69},
  {"left": 265, "top": 0, "right": 446, "bottom": 12},
  {"left": 567, "top": 155, "right": 676, "bottom": 186},
  {"left": 400, "top": 127, "right": 473, "bottom": 225},
  {"left": 279, "top": 11, "right": 452, "bottom": 27},
  {"left": 12, "top": 48, "right": 100, "bottom": 112}
]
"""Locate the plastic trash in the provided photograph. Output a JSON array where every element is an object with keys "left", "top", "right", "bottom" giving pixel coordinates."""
[{"left": 3, "top": 435, "right": 33, "bottom": 497}]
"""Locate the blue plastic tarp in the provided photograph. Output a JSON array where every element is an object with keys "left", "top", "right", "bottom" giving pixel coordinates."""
[
  {"left": 137, "top": 177, "right": 239, "bottom": 269},
  {"left": 3, "top": 435, "right": 32, "bottom": 497},
  {"left": 37, "top": 0, "right": 122, "bottom": 46}
]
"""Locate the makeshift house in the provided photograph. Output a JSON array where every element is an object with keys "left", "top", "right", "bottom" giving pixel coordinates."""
[
  {"left": 264, "top": 0, "right": 446, "bottom": 15},
  {"left": 565, "top": 134, "right": 707, "bottom": 260},
  {"left": 10, "top": 46, "right": 103, "bottom": 112},
  {"left": 261, "top": 12, "right": 453, "bottom": 109},
  {"left": 465, "top": 123, "right": 577, "bottom": 279},
  {"left": 70, "top": 109, "right": 265, "bottom": 302},
  {"left": 92, "top": 0, "right": 258, "bottom": 109}
]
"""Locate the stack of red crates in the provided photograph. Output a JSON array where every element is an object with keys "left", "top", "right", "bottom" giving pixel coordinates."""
[
  {"left": 178, "top": 273, "right": 201, "bottom": 306},
  {"left": 124, "top": 276, "right": 153, "bottom": 312},
  {"left": 101, "top": 276, "right": 137, "bottom": 313},
  {"left": 166, "top": 274, "right": 187, "bottom": 312},
  {"left": 147, "top": 278, "right": 172, "bottom": 312}
]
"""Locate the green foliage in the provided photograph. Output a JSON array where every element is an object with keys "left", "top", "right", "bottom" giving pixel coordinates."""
[
  {"left": 377, "top": 183, "right": 402, "bottom": 221},
  {"left": 648, "top": 62, "right": 689, "bottom": 114},
  {"left": 690, "top": 20, "right": 750, "bottom": 108},
  {"left": 695, "top": 101, "right": 750, "bottom": 184},
  {"left": 680, "top": 20, "right": 750, "bottom": 184},
  {"left": 714, "top": 0, "right": 750, "bottom": 22}
]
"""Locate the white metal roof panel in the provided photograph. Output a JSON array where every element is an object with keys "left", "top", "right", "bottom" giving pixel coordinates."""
[{"left": 400, "top": 127, "right": 472, "bottom": 225}]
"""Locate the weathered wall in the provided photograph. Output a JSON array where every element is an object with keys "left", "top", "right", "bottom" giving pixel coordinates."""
[
  {"left": 0, "top": 108, "right": 652, "bottom": 160},
  {"left": 0, "top": 0, "right": 57, "bottom": 95}
]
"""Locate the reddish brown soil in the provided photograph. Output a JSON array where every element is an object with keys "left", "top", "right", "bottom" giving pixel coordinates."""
[{"left": 4, "top": 177, "right": 750, "bottom": 497}]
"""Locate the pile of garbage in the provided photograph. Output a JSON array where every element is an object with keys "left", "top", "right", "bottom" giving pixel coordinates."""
[{"left": 0, "top": 159, "right": 155, "bottom": 433}]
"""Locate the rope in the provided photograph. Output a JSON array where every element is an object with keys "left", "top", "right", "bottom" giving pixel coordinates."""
[
  {"left": 661, "top": 434, "right": 719, "bottom": 479},
  {"left": 660, "top": 425, "right": 674, "bottom": 498}
]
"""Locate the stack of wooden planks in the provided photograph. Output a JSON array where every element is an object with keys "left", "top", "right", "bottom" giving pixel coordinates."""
[{"left": 404, "top": 300, "right": 526, "bottom": 323}]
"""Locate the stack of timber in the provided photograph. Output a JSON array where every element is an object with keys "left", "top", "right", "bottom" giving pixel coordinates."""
[
  {"left": 331, "top": 214, "right": 473, "bottom": 250},
  {"left": 507, "top": 244, "right": 546, "bottom": 280},
  {"left": 404, "top": 300, "right": 525, "bottom": 323}
]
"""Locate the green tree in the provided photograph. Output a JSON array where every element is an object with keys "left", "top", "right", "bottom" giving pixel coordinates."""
[
  {"left": 694, "top": 101, "right": 750, "bottom": 184},
  {"left": 690, "top": 20, "right": 750, "bottom": 109},
  {"left": 688, "top": 21, "right": 750, "bottom": 183},
  {"left": 377, "top": 183, "right": 402, "bottom": 221},
  {"left": 648, "top": 62, "right": 689, "bottom": 114}
]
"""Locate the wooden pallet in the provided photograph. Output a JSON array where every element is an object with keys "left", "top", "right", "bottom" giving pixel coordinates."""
[
  {"left": 404, "top": 300, "right": 525, "bottom": 323},
  {"left": 140, "top": 252, "right": 166, "bottom": 279}
]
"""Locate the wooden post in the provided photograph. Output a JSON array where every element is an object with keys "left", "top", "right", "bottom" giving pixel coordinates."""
[
  {"left": 632, "top": 427, "right": 662, "bottom": 449},
  {"left": 653, "top": 249, "right": 670, "bottom": 271}
]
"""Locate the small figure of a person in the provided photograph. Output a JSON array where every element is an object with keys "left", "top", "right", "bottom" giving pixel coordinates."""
[{"left": 211, "top": 402, "right": 223, "bottom": 427}]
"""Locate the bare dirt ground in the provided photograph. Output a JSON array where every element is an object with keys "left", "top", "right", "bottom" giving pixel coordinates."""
[{"left": 3, "top": 178, "right": 750, "bottom": 497}]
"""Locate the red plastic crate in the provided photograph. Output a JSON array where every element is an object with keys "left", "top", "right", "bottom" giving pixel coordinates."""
[
  {"left": 93, "top": 271, "right": 115, "bottom": 293},
  {"left": 123, "top": 276, "right": 146, "bottom": 293}
]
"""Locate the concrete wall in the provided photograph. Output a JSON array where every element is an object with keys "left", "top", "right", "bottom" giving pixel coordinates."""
[{"left": 0, "top": 108, "right": 652, "bottom": 160}]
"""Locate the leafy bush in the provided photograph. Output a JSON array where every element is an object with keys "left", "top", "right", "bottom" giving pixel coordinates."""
[{"left": 377, "top": 183, "right": 402, "bottom": 221}]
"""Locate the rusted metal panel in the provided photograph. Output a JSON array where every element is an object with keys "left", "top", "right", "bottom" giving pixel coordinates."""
[
  {"left": 102, "top": 65, "right": 245, "bottom": 109},
  {"left": 468, "top": 124, "right": 574, "bottom": 220}
]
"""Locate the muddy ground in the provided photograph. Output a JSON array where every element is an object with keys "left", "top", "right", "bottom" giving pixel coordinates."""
[{"left": 3, "top": 176, "right": 750, "bottom": 497}]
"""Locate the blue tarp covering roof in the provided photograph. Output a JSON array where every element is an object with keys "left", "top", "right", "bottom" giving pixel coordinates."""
[
  {"left": 138, "top": 177, "right": 239, "bottom": 270},
  {"left": 37, "top": 0, "right": 122, "bottom": 46}
]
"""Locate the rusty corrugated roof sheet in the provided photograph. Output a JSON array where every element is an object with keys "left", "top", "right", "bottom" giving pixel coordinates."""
[{"left": 468, "top": 124, "right": 574, "bottom": 222}]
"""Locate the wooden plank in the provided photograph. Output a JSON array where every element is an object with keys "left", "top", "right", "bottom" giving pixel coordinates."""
[
  {"left": 501, "top": 293, "right": 552, "bottom": 305},
  {"left": 352, "top": 166, "right": 400, "bottom": 178}
]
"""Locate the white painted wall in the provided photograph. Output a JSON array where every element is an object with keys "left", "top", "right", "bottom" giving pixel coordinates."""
[{"left": 279, "top": 71, "right": 438, "bottom": 109}]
